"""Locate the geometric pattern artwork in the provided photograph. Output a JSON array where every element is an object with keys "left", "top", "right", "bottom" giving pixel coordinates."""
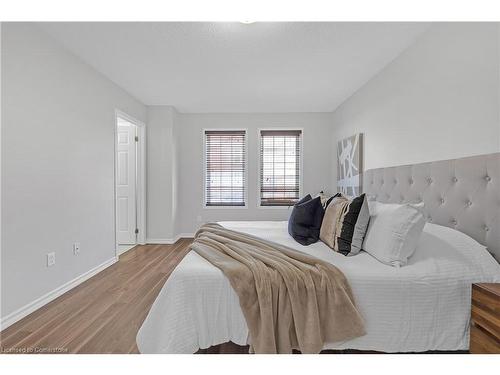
[{"left": 337, "top": 133, "right": 363, "bottom": 197}]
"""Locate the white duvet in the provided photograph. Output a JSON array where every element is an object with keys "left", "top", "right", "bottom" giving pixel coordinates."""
[{"left": 136, "top": 221, "right": 500, "bottom": 353}]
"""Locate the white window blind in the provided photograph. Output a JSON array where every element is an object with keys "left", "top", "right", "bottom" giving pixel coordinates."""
[
  {"left": 205, "top": 130, "right": 246, "bottom": 206},
  {"left": 260, "top": 130, "right": 302, "bottom": 206}
]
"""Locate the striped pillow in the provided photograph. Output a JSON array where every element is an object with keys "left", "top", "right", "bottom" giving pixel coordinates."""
[{"left": 319, "top": 193, "right": 370, "bottom": 256}]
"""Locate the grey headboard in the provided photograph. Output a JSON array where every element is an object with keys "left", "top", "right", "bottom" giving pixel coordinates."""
[{"left": 363, "top": 153, "right": 500, "bottom": 262}]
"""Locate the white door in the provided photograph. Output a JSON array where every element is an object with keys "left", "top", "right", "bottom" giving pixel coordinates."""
[{"left": 116, "top": 118, "right": 137, "bottom": 245}]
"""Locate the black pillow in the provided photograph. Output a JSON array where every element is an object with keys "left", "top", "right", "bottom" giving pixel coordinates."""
[{"left": 288, "top": 194, "right": 324, "bottom": 245}]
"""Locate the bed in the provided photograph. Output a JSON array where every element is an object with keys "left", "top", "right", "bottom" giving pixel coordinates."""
[{"left": 137, "top": 153, "right": 500, "bottom": 353}]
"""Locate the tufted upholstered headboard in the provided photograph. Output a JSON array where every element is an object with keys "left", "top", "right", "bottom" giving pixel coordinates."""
[{"left": 363, "top": 153, "right": 500, "bottom": 262}]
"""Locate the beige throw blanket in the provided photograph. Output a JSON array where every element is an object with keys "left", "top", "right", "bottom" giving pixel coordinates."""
[{"left": 190, "top": 223, "right": 366, "bottom": 354}]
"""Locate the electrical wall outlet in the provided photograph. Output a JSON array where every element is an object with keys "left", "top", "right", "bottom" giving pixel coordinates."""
[
  {"left": 47, "top": 252, "right": 56, "bottom": 267},
  {"left": 73, "top": 242, "right": 80, "bottom": 255}
]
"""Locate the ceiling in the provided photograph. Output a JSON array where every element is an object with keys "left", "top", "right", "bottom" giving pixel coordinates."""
[{"left": 38, "top": 22, "right": 430, "bottom": 113}]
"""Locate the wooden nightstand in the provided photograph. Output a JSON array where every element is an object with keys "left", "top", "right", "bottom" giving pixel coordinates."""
[{"left": 470, "top": 283, "right": 500, "bottom": 353}]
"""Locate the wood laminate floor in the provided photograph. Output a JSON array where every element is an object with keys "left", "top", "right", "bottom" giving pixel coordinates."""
[{"left": 0, "top": 239, "right": 192, "bottom": 354}]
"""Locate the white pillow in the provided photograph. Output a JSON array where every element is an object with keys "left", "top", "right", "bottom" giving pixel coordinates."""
[
  {"left": 368, "top": 200, "right": 425, "bottom": 214},
  {"left": 363, "top": 202, "right": 426, "bottom": 267}
]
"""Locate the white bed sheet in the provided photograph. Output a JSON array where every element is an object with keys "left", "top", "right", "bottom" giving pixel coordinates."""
[{"left": 136, "top": 221, "right": 500, "bottom": 353}]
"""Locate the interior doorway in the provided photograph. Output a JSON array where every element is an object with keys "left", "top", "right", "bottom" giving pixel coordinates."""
[{"left": 115, "top": 110, "right": 146, "bottom": 256}]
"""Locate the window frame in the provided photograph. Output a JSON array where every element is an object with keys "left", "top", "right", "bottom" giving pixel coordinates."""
[
  {"left": 257, "top": 128, "right": 304, "bottom": 209},
  {"left": 203, "top": 128, "right": 249, "bottom": 209}
]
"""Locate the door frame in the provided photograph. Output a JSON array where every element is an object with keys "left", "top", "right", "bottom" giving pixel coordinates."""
[{"left": 114, "top": 109, "right": 146, "bottom": 256}]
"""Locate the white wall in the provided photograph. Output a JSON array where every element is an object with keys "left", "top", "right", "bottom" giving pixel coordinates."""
[
  {"left": 146, "top": 106, "right": 178, "bottom": 242},
  {"left": 1, "top": 23, "right": 147, "bottom": 320},
  {"left": 176, "top": 113, "right": 334, "bottom": 235},
  {"left": 171, "top": 108, "right": 180, "bottom": 237},
  {"left": 332, "top": 23, "right": 500, "bottom": 185}
]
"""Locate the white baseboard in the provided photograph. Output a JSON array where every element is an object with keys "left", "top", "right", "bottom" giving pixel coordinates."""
[
  {"left": 146, "top": 238, "right": 175, "bottom": 244},
  {"left": 146, "top": 233, "right": 194, "bottom": 245},
  {"left": 116, "top": 244, "right": 137, "bottom": 256},
  {"left": 0, "top": 256, "right": 118, "bottom": 331}
]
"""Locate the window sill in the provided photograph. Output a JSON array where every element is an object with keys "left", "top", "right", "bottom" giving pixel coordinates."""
[{"left": 257, "top": 205, "right": 293, "bottom": 210}]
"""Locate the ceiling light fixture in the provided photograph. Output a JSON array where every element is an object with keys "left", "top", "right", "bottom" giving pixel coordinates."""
[{"left": 239, "top": 21, "right": 256, "bottom": 24}]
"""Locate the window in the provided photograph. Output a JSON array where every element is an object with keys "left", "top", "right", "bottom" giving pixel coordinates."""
[
  {"left": 204, "top": 130, "right": 246, "bottom": 207},
  {"left": 259, "top": 130, "right": 302, "bottom": 206}
]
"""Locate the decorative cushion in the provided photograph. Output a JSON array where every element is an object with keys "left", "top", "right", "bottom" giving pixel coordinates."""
[
  {"left": 363, "top": 202, "right": 426, "bottom": 267},
  {"left": 317, "top": 191, "right": 341, "bottom": 209},
  {"left": 288, "top": 194, "right": 324, "bottom": 245},
  {"left": 320, "top": 193, "right": 370, "bottom": 256}
]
